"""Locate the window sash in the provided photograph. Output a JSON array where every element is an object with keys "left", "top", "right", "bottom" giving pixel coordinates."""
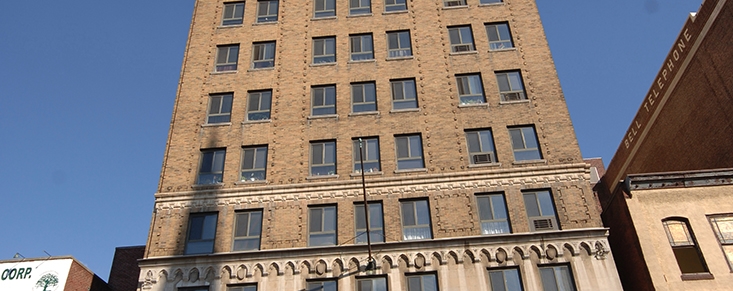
[
  {"left": 307, "top": 280, "right": 338, "bottom": 291},
  {"left": 496, "top": 71, "right": 526, "bottom": 101},
  {"left": 198, "top": 150, "right": 226, "bottom": 185},
  {"left": 207, "top": 94, "right": 233, "bottom": 124},
  {"left": 241, "top": 146, "right": 267, "bottom": 181},
  {"left": 311, "top": 141, "right": 336, "bottom": 175},
  {"left": 480, "top": 0, "right": 503, "bottom": 4},
  {"left": 456, "top": 75, "right": 485, "bottom": 105},
  {"left": 477, "top": 194, "right": 510, "bottom": 235},
  {"left": 256, "top": 0, "right": 279, "bottom": 22},
  {"left": 233, "top": 211, "right": 262, "bottom": 251},
  {"left": 523, "top": 191, "right": 556, "bottom": 217},
  {"left": 222, "top": 2, "right": 245, "bottom": 25},
  {"left": 247, "top": 91, "right": 271, "bottom": 121},
  {"left": 314, "top": 0, "right": 336, "bottom": 17},
  {"left": 395, "top": 135, "right": 424, "bottom": 169},
  {"left": 309, "top": 206, "right": 337, "bottom": 246},
  {"left": 539, "top": 265, "right": 576, "bottom": 291},
  {"left": 185, "top": 213, "right": 217, "bottom": 254},
  {"left": 352, "top": 82, "right": 377, "bottom": 112},
  {"left": 443, "top": 0, "right": 467, "bottom": 7},
  {"left": 486, "top": 23, "right": 514, "bottom": 50},
  {"left": 353, "top": 138, "right": 381, "bottom": 172},
  {"left": 406, "top": 274, "right": 438, "bottom": 291},
  {"left": 216, "top": 45, "right": 239, "bottom": 71},
  {"left": 488, "top": 268, "right": 523, "bottom": 291},
  {"left": 509, "top": 127, "right": 541, "bottom": 161},
  {"left": 465, "top": 130, "right": 496, "bottom": 164},
  {"left": 401, "top": 200, "right": 432, "bottom": 240},
  {"left": 387, "top": 31, "right": 412, "bottom": 58},
  {"left": 384, "top": 0, "right": 407, "bottom": 11},
  {"left": 357, "top": 277, "right": 387, "bottom": 291},
  {"left": 313, "top": 37, "right": 336, "bottom": 63},
  {"left": 252, "top": 42, "right": 275, "bottom": 68},
  {"left": 350, "top": 35, "right": 374, "bottom": 60},
  {"left": 391, "top": 79, "right": 418, "bottom": 109},
  {"left": 311, "top": 86, "right": 337, "bottom": 115},
  {"left": 448, "top": 26, "right": 475, "bottom": 52},
  {"left": 350, "top": 0, "right": 371, "bottom": 15},
  {"left": 228, "top": 286, "right": 257, "bottom": 291},
  {"left": 355, "top": 203, "right": 385, "bottom": 243}
]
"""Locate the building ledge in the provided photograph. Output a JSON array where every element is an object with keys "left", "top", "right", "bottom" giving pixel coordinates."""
[
  {"left": 626, "top": 167, "right": 733, "bottom": 191},
  {"left": 680, "top": 272, "right": 714, "bottom": 281}
]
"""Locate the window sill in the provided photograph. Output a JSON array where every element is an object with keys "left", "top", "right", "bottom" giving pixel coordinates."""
[
  {"left": 253, "top": 21, "right": 278, "bottom": 26},
  {"left": 307, "top": 175, "right": 340, "bottom": 180},
  {"left": 211, "top": 70, "right": 238, "bottom": 75},
  {"left": 478, "top": 2, "right": 505, "bottom": 7},
  {"left": 382, "top": 10, "right": 408, "bottom": 15},
  {"left": 449, "top": 50, "right": 478, "bottom": 56},
  {"left": 390, "top": 108, "right": 420, "bottom": 113},
  {"left": 386, "top": 56, "right": 414, "bottom": 61},
  {"left": 310, "top": 62, "right": 337, "bottom": 67},
  {"left": 202, "top": 122, "right": 232, "bottom": 127},
  {"left": 349, "top": 111, "right": 379, "bottom": 117},
  {"left": 681, "top": 273, "right": 715, "bottom": 281},
  {"left": 308, "top": 114, "right": 339, "bottom": 120},
  {"left": 458, "top": 103, "right": 488, "bottom": 108},
  {"left": 442, "top": 5, "right": 468, "bottom": 10},
  {"left": 512, "top": 159, "right": 547, "bottom": 165},
  {"left": 499, "top": 99, "right": 530, "bottom": 105},
  {"left": 350, "top": 171, "right": 384, "bottom": 177},
  {"left": 311, "top": 16, "right": 337, "bottom": 21},
  {"left": 192, "top": 183, "right": 224, "bottom": 190},
  {"left": 489, "top": 47, "right": 517, "bottom": 53},
  {"left": 347, "top": 13, "right": 373, "bottom": 18},
  {"left": 247, "top": 67, "right": 275, "bottom": 72},
  {"left": 468, "top": 162, "right": 501, "bottom": 168},
  {"left": 394, "top": 168, "right": 428, "bottom": 174},
  {"left": 217, "top": 24, "right": 244, "bottom": 29},
  {"left": 242, "top": 119, "right": 271, "bottom": 125},
  {"left": 348, "top": 59, "right": 376, "bottom": 64},
  {"left": 235, "top": 180, "right": 268, "bottom": 185}
]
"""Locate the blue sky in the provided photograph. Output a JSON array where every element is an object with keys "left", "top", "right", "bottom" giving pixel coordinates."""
[{"left": 0, "top": 0, "right": 701, "bottom": 280}]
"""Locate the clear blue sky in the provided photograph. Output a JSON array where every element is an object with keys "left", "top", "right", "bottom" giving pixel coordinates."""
[{"left": 0, "top": 0, "right": 701, "bottom": 280}]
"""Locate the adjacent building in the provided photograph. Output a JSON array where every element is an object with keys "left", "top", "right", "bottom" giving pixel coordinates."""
[
  {"left": 0, "top": 256, "right": 110, "bottom": 291},
  {"left": 138, "top": 0, "right": 622, "bottom": 290},
  {"left": 597, "top": 0, "right": 733, "bottom": 290}
]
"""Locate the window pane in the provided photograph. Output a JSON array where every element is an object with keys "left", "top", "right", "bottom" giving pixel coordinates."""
[
  {"left": 505, "top": 269, "right": 522, "bottom": 291},
  {"left": 355, "top": 206, "right": 367, "bottom": 229},
  {"left": 415, "top": 200, "right": 430, "bottom": 225},
  {"left": 324, "top": 206, "right": 336, "bottom": 231},
  {"left": 491, "top": 195, "right": 507, "bottom": 219},
  {"left": 254, "top": 148, "right": 267, "bottom": 168},
  {"left": 409, "top": 137, "right": 422, "bottom": 157},
  {"left": 537, "top": 191, "right": 555, "bottom": 216},
  {"left": 312, "top": 144, "right": 323, "bottom": 164},
  {"left": 523, "top": 194, "right": 540, "bottom": 217},
  {"left": 509, "top": 129, "right": 524, "bottom": 149},
  {"left": 189, "top": 216, "right": 204, "bottom": 240},
  {"left": 235, "top": 213, "right": 250, "bottom": 237},
  {"left": 466, "top": 132, "right": 480, "bottom": 152},
  {"left": 477, "top": 197, "right": 493, "bottom": 220},
  {"left": 388, "top": 33, "right": 399, "bottom": 49},
  {"left": 310, "top": 208, "right": 322, "bottom": 232},
  {"left": 250, "top": 212, "right": 262, "bottom": 235},
  {"left": 522, "top": 127, "right": 538, "bottom": 148},
  {"left": 540, "top": 268, "right": 558, "bottom": 291},
  {"left": 243, "top": 149, "right": 255, "bottom": 169},
  {"left": 396, "top": 137, "right": 409, "bottom": 158},
  {"left": 324, "top": 142, "right": 335, "bottom": 163},
  {"left": 407, "top": 277, "right": 421, "bottom": 291},
  {"left": 401, "top": 202, "right": 416, "bottom": 226}
]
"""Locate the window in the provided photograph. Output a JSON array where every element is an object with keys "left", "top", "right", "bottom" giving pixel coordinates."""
[
  {"left": 215, "top": 45, "right": 239, "bottom": 72},
  {"left": 256, "top": 0, "right": 279, "bottom": 23},
  {"left": 387, "top": 31, "right": 412, "bottom": 58},
  {"left": 477, "top": 193, "right": 510, "bottom": 235},
  {"left": 488, "top": 268, "right": 523, "bottom": 291},
  {"left": 252, "top": 42, "right": 275, "bottom": 69},
  {"left": 247, "top": 91, "right": 272, "bottom": 121},
  {"left": 311, "top": 85, "right": 336, "bottom": 116},
  {"left": 207, "top": 93, "right": 233, "bottom": 124},
  {"left": 663, "top": 218, "right": 709, "bottom": 274},
  {"left": 480, "top": 0, "right": 503, "bottom": 4},
  {"left": 352, "top": 82, "right": 377, "bottom": 112},
  {"left": 444, "top": 0, "right": 467, "bottom": 7},
  {"left": 448, "top": 26, "right": 475, "bottom": 52},
  {"left": 356, "top": 277, "right": 387, "bottom": 291},
  {"left": 309, "top": 205, "right": 337, "bottom": 246},
  {"left": 406, "top": 273, "right": 438, "bottom": 291},
  {"left": 350, "top": 34, "right": 374, "bottom": 61},
  {"left": 232, "top": 210, "right": 262, "bottom": 251},
  {"left": 523, "top": 190, "right": 558, "bottom": 231},
  {"left": 384, "top": 0, "right": 407, "bottom": 12},
  {"left": 222, "top": 2, "right": 245, "bottom": 26},
  {"left": 314, "top": 0, "right": 336, "bottom": 18},
  {"left": 539, "top": 265, "right": 576, "bottom": 291},
  {"left": 310, "top": 141, "right": 336, "bottom": 176},
  {"left": 197, "top": 149, "right": 226, "bottom": 185},
  {"left": 508, "top": 126, "right": 542, "bottom": 161},
  {"left": 496, "top": 71, "right": 526, "bottom": 101},
  {"left": 709, "top": 215, "right": 733, "bottom": 270},
  {"left": 307, "top": 280, "right": 337, "bottom": 291},
  {"left": 241, "top": 146, "right": 267, "bottom": 181},
  {"left": 313, "top": 37, "right": 336, "bottom": 64},
  {"left": 228, "top": 285, "right": 257, "bottom": 291},
  {"left": 456, "top": 74, "right": 486, "bottom": 105},
  {"left": 185, "top": 213, "right": 218, "bottom": 255},
  {"left": 350, "top": 0, "right": 371, "bottom": 15},
  {"left": 355, "top": 202, "right": 385, "bottom": 243},
  {"left": 465, "top": 129, "right": 497, "bottom": 164},
  {"left": 353, "top": 138, "right": 381, "bottom": 173},
  {"left": 180, "top": 288, "right": 209, "bottom": 291},
  {"left": 395, "top": 134, "right": 424, "bottom": 170},
  {"left": 391, "top": 79, "right": 418, "bottom": 109},
  {"left": 401, "top": 200, "right": 432, "bottom": 240},
  {"left": 486, "top": 23, "right": 513, "bottom": 50}
]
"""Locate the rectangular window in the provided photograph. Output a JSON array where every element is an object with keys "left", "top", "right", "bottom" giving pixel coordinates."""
[
  {"left": 401, "top": 200, "right": 432, "bottom": 240},
  {"left": 185, "top": 213, "right": 218, "bottom": 255},
  {"left": 356, "top": 276, "right": 387, "bottom": 291},
  {"left": 232, "top": 210, "right": 262, "bottom": 251},
  {"left": 252, "top": 42, "right": 276, "bottom": 69},
  {"left": 395, "top": 134, "right": 424, "bottom": 170},
  {"left": 481, "top": 0, "right": 503, "bottom": 4},
  {"left": 216, "top": 45, "right": 240, "bottom": 72},
  {"left": 247, "top": 90, "right": 271, "bottom": 121},
  {"left": 352, "top": 82, "right": 377, "bottom": 112},
  {"left": 311, "top": 85, "right": 337, "bottom": 116},
  {"left": 384, "top": 0, "right": 407, "bottom": 12},
  {"left": 313, "top": 37, "right": 336, "bottom": 64},
  {"left": 222, "top": 2, "right": 245, "bottom": 26},
  {"left": 709, "top": 215, "right": 733, "bottom": 270},
  {"left": 488, "top": 268, "right": 523, "bottom": 291},
  {"left": 355, "top": 202, "right": 385, "bottom": 243},
  {"left": 350, "top": 34, "right": 374, "bottom": 61},
  {"left": 350, "top": 0, "right": 371, "bottom": 15},
  {"left": 523, "top": 190, "right": 558, "bottom": 231},
  {"left": 465, "top": 129, "right": 497, "bottom": 164},
  {"left": 197, "top": 149, "right": 226, "bottom": 185},
  {"left": 477, "top": 193, "right": 510, "bottom": 235},
  {"left": 486, "top": 22, "right": 514, "bottom": 50},
  {"left": 228, "top": 285, "right": 257, "bottom": 291},
  {"left": 448, "top": 26, "right": 475, "bottom": 52},
  {"left": 310, "top": 141, "right": 336, "bottom": 176},
  {"left": 444, "top": 0, "right": 467, "bottom": 7},
  {"left": 391, "top": 79, "right": 418, "bottom": 110},
  {"left": 307, "top": 280, "right": 337, "bottom": 291},
  {"left": 256, "top": 0, "right": 279, "bottom": 23},
  {"left": 180, "top": 287, "right": 209, "bottom": 291},
  {"left": 539, "top": 265, "right": 576, "bottom": 291},
  {"left": 509, "top": 126, "right": 542, "bottom": 161},
  {"left": 387, "top": 30, "right": 412, "bottom": 58},
  {"left": 241, "top": 146, "right": 267, "bottom": 181},
  {"left": 496, "top": 71, "right": 526, "bottom": 101},
  {"left": 353, "top": 138, "right": 381, "bottom": 173},
  {"left": 406, "top": 273, "right": 438, "bottom": 291},
  {"left": 314, "top": 0, "right": 336, "bottom": 17},
  {"left": 664, "top": 218, "right": 709, "bottom": 274},
  {"left": 207, "top": 93, "right": 233, "bottom": 124},
  {"left": 309, "top": 205, "right": 337, "bottom": 246},
  {"left": 456, "top": 74, "right": 486, "bottom": 105}
]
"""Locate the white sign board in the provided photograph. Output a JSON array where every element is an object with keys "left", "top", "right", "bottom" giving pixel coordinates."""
[{"left": 0, "top": 259, "right": 72, "bottom": 291}]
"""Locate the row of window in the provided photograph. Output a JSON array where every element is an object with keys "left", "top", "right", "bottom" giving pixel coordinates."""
[
  {"left": 185, "top": 189, "right": 558, "bottom": 254},
  {"left": 182, "top": 264, "right": 575, "bottom": 291},
  {"left": 197, "top": 127, "right": 541, "bottom": 184},
  {"left": 214, "top": 22, "right": 514, "bottom": 72},
  {"left": 221, "top": 0, "right": 504, "bottom": 26},
  {"left": 663, "top": 215, "right": 733, "bottom": 276}
]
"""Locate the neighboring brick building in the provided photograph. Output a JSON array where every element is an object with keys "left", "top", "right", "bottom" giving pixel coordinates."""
[
  {"left": 138, "top": 0, "right": 621, "bottom": 290},
  {"left": 597, "top": 0, "right": 733, "bottom": 290},
  {"left": 0, "top": 256, "right": 110, "bottom": 291},
  {"left": 109, "top": 246, "right": 146, "bottom": 291}
]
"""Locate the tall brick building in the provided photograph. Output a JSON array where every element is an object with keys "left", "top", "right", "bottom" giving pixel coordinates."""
[{"left": 138, "top": 0, "right": 621, "bottom": 290}]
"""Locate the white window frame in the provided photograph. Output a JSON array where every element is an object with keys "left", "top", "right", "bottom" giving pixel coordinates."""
[
  {"left": 185, "top": 212, "right": 218, "bottom": 255},
  {"left": 256, "top": 0, "right": 279, "bottom": 23},
  {"left": 222, "top": 2, "right": 245, "bottom": 26},
  {"left": 508, "top": 126, "right": 542, "bottom": 161},
  {"left": 351, "top": 82, "right": 377, "bottom": 112},
  {"left": 207, "top": 93, "right": 233, "bottom": 124},
  {"left": 241, "top": 146, "right": 268, "bottom": 181},
  {"left": 313, "top": 37, "right": 336, "bottom": 64},
  {"left": 400, "top": 200, "right": 432, "bottom": 240},
  {"left": 391, "top": 79, "right": 418, "bottom": 109},
  {"left": 350, "top": 34, "right": 374, "bottom": 61},
  {"left": 486, "top": 22, "right": 514, "bottom": 50},
  {"left": 215, "top": 44, "right": 239, "bottom": 72},
  {"left": 311, "top": 85, "right": 337, "bottom": 116},
  {"left": 251, "top": 42, "right": 276, "bottom": 69},
  {"left": 465, "top": 129, "right": 497, "bottom": 164},
  {"left": 387, "top": 31, "right": 412, "bottom": 58},
  {"left": 354, "top": 202, "right": 385, "bottom": 244},
  {"left": 314, "top": 0, "right": 336, "bottom": 17},
  {"left": 232, "top": 210, "right": 263, "bottom": 251},
  {"left": 455, "top": 74, "right": 486, "bottom": 105},
  {"left": 709, "top": 215, "right": 733, "bottom": 270},
  {"left": 496, "top": 71, "right": 526, "bottom": 101},
  {"left": 197, "top": 149, "right": 226, "bottom": 185},
  {"left": 308, "top": 205, "right": 337, "bottom": 246},
  {"left": 310, "top": 140, "right": 337, "bottom": 176},
  {"left": 448, "top": 26, "right": 475, "bottom": 52}
]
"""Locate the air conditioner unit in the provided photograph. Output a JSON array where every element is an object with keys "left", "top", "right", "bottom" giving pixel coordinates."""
[
  {"left": 472, "top": 153, "right": 494, "bottom": 164},
  {"left": 529, "top": 217, "right": 557, "bottom": 232},
  {"left": 453, "top": 44, "right": 472, "bottom": 52},
  {"left": 502, "top": 92, "right": 525, "bottom": 101}
]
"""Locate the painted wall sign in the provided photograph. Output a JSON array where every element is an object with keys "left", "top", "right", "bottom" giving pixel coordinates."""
[{"left": 0, "top": 259, "right": 72, "bottom": 291}]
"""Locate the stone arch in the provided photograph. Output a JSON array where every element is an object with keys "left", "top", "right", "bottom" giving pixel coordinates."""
[
  {"left": 332, "top": 258, "right": 344, "bottom": 276},
  {"left": 544, "top": 245, "right": 559, "bottom": 261},
  {"left": 399, "top": 254, "right": 412, "bottom": 268},
  {"left": 236, "top": 264, "right": 248, "bottom": 280},
  {"left": 513, "top": 246, "right": 527, "bottom": 260},
  {"left": 479, "top": 248, "right": 491, "bottom": 263},
  {"left": 157, "top": 269, "right": 168, "bottom": 282},
  {"left": 172, "top": 268, "right": 184, "bottom": 283},
  {"left": 254, "top": 263, "right": 267, "bottom": 277},
  {"left": 431, "top": 251, "right": 445, "bottom": 265},
  {"left": 447, "top": 250, "right": 462, "bottom": 264},
  {"left": 285, "top": 261, "right": 299, "bottom": 276},
  {"left": 414, "top": 253, "right": 428, "bottom": 269},
  {"left": 221, "top": 265, "right": 233, "bottom": 279},
  {"left": 314, "top": 259, "right": 330, "bottom": 275},
  {"left": 269, "top": 262, "right": 282, "bottom": 276},
  {"left": 563, "top": 243, "right": 578, "bottom": 256},
  {"left": 203, "top": 266, "right": 216, "bottom": 282},
  {"left": 463, "top": 249, "right": 478, "bottom": 263},
  {"left": 381, "top": 255, "right": 395, "bottom": 269},
  {"left": 300, "top": 260, "right": 313, "bottom": 274},
  {"left": 579, "top": 241, "right": 593, "bottom": 256},
  {"left": 529, "top": 245, "right": 542, "bottom": 261}
]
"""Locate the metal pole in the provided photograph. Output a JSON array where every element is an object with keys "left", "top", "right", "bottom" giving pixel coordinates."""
[{"left": 358, "top": 138, "right": 374, "bottom": 269}]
